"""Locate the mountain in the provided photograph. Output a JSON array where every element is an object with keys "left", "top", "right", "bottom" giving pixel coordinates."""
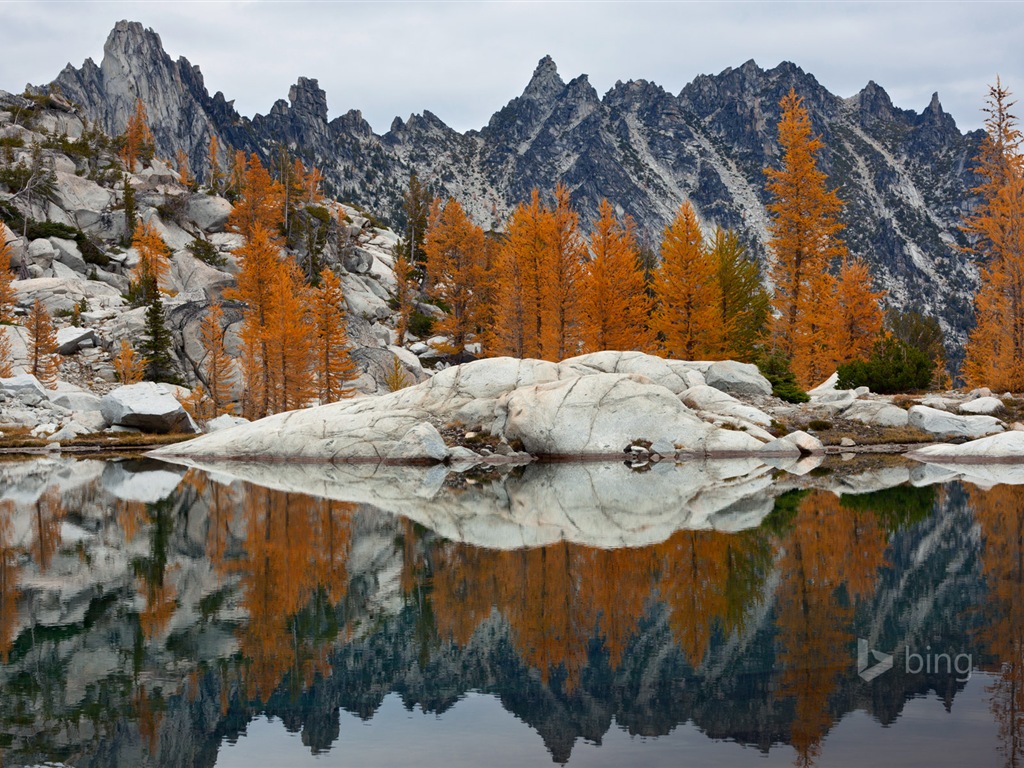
[{"left": 41, "top": 20, "right": 984, "bottom": 355}]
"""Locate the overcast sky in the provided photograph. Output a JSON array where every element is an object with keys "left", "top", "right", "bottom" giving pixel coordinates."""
[{"left": 3, "top": 1, "right": 1022, "bottom": 134}]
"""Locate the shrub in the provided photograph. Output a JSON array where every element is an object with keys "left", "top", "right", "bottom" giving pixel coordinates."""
[
  {"left": 837, "top": 335, "right": 933, "bottom": 394},
  {"left": 187, "top": 238, "right": 225, "bottom": 266},
  {"left": 408, "top": 310, "right": 434, "bottom": 339},
  {"left": 807, "top": 419, "right": 832, "bottom": 431},
  {"left": 756, "top": 350, "right": 809, "bottom": 403}
]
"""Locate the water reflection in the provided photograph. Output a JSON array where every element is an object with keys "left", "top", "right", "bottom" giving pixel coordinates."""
[{"left": 0, "top": 457, "right": 1017, "bottom": 766}]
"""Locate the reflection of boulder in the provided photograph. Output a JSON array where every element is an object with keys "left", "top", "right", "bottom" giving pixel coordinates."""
[
  {"left": 100, "top": 461, "right": 185, "bottom": 503},
  {"left": 156, "top": 457, "right": 777, "bottom": 549}
]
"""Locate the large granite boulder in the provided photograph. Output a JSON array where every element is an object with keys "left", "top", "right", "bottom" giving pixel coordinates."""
[
  {"left": 0, "top": 374, "right": 49, "bottom": 406},
  {"left": 908, "top": 405, "right": 1004, "bottom": 439},
  {"left": 704, "top": 360, "right": 773, "bottom": 396},
  {"left": 841, "top": 400, "right": 910, "bottom": 427},
  {"left": 100, "top": 382, "right": 200, "bottom": 433}
]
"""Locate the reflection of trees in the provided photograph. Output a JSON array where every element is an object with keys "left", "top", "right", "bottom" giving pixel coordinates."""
[
  {"left": 655, "top": 529, "right": 774, "bottom": 667},
  {"left": 0, "top": 500, "right": 19, "bottom": 663},
  {"left": 773, "top": 491, "right": 887, "bottom": 767},
  {"left": 222, "top": 488, "right": 355, "bottom": 702},
  {"left": 973, "top": 485, "right": 1024, "bottom": 768},
  {"left": 427, "top": 527, "right": 774, "bottom": 691},
  {"left": 31, "top": 488, "right": 65, "bottom": 573}
]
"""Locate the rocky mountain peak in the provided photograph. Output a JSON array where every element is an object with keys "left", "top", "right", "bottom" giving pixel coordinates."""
[
  {"left": 288, "top": 76, "right": 329, "bottom": 123},
  {"left": 522, "top": 55, "right": 566, "bottom": 104}
]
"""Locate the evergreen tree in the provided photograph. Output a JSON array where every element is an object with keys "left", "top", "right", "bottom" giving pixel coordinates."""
[
  {"left": 711, "top": 228, "right": 770, "bottom": 363},
  {"left": 141, "top": 293, "right": 176, "bottom": 383},
  {"left": 403, "top": 173, "right": 431, "bottom": 271}
]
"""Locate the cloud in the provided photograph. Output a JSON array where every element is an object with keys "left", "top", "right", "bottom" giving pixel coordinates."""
[{"left": 2, "top": 1, "right": 1019, "bottom": 132}]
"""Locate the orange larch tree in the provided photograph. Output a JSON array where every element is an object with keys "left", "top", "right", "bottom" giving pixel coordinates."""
[
  {"left": 225, "top": 225, "right": 282, "bottom": 418},
  {"left": 0, "top": 330, "right": 12, "bottom": 378},
  {"left": 26, "top": 299, "right": 58, "bottom": 386},
  {"left": 119, "top": 98, "right": 154, "bottom": 171},
  {"left": 200, "top": 299, "right": 236, "bottom": 415},
  {"left": 208, "top": 135, "right": 225, "bottom": 193},
  {"left": 175, "top": 148, "right": 194, "bottom": 190},
  {"left": 130, "top": 221, "right": 172, "bottom": 302},
  {"left": 541, "top": 184, "right": 586, "bottom": 360},
  {"left": 651, "top": 201, "right": 723, "bottom": 360},
  {"left": 112, "top": 338, "right": 146, "bottom": 384},
  {"left": 963, "top": 80, "right": 1024, "bottom": 391},
  {"left": 265, "top": 259, "right": 314, "bottom": 412},
  {"left": 228, "top": 153, "right": 285, "bottom": 241},
  {"left": 490, "top": 191, "right": 550, "bottom": 358},
  {"left": 580, "top": 199, "right": 653, "bottom": 353},
  {"left": 0, "top": 238, "right": 15, "bottom": 322},
  {"left": 765, "top": 89, "right": 847, "bottom": 385},
  {"left": 311, "top": 268, "right": 359, "bottom": 403},
  {"left": 832, "top": 256, "right": 885, "bottom": 365},
  {"left": 424, "top": 197, "right": 487, "bottom": 355}
]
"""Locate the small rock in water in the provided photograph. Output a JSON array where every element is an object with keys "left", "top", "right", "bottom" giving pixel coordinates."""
[{"left": 840, "top": 437, "right": 856, "bottom": 447}]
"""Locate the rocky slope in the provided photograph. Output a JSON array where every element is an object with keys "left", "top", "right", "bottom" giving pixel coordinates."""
[
  {"left": 0, "top": 88, "right": 445, "bottom": 440},
  {"left": 39, "top": 21, "right": 983, "bottom": 352}
]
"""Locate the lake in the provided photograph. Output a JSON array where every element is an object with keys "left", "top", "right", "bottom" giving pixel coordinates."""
[{"left": 0, "top": 455, "right": 1018, "bottom": 767}]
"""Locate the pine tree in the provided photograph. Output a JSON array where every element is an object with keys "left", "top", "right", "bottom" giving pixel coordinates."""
[
  {"left": 962, "top": 80, "right": 1024, "bottom": 390},
  {"left": 580, "top": 199, "right": 652, "bottom": 353},
  {"left": 130, "top": 221, "right": 172, "bottom": 303},
  {"left": 26, "top": 299, "right": 58, "bottom": 386},
  {"left": 119, "top": 98, "right": 154, "bottom": 171},
  {"left": 403, "top": 173, "right": 431, "bottom": 271},
  {"left": 392, "top": 245, "right": 416, "bottom": 343},
  {"left": 141, "top": 293, "right": 176, "bottom": 382},
  {"left": 311, "top": 268, "right": 359, "bottom": 403},
  {"left": 199, "top": 300, "right": 236, "bottom": 415},
  {"left": 765, "top": 89, "right": 847, "bottom": 385},
  {"left": 424, "top": 197, "right": 487, "bottom": 355},
  {"left": 651, "top": 202, "right": 723, "bottom": 360},
  {"left": 122, "top": 172, "right": 137, "bottom": 245},
  {"left": 712, "top": 228, "right": 770, "bottom": 362},
  {"left": 112, "top": 338, "right": 146, "bottom": 384}
]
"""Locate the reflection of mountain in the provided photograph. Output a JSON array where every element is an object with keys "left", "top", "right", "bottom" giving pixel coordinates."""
[{"left": 0, "top": 458, "right": 1011, "bottom": 767}]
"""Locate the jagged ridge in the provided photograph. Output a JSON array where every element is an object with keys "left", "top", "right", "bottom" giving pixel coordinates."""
[{"left": 41, "top": 20, "right": 984, "bottom": 357}]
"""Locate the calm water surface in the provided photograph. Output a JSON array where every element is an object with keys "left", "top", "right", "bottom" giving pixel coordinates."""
[{"left": 0, "top": 456, "right": 1018, "bottom": 766}]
